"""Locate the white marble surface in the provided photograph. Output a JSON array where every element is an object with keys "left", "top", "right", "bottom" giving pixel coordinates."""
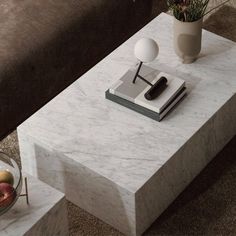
[
  {"left": 0, "top": 173, "right": 68, "bottom": 236},
  {"left": 18, "top": 13, "right": 236, "bottom": 235}
]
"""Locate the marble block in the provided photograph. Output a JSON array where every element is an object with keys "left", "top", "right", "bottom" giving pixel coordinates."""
[
  {"left": 0, "top": 173, "right": 69, "bottom": 236},
  {"left": 18, "top": 13, "right": 236, "bottom": 236}
]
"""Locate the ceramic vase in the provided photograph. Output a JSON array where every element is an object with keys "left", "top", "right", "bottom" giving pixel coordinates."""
[{"left": 173, "top": 17, "right": 203, "bottom": 64}]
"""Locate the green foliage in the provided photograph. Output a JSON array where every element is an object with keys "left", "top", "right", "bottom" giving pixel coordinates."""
[{"left": 167, "top": 0, "right": 209, "bottom": 22}]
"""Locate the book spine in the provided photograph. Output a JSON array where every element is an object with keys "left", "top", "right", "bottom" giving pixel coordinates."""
[{"left": 105, "top": 90, "right": 161, "bottom": 121}]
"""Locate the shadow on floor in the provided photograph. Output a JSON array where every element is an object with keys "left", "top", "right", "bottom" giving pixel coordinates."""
[{"left": 145, "top": 135, "right": 236, "bottom": 235}]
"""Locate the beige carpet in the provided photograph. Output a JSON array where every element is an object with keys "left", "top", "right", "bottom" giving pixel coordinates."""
[{"left": 1, "top": 1, "right": 236, "bottom": 235}]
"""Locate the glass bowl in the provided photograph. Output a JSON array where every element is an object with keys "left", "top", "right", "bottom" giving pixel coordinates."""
[{"left": 0, "top": 152, "right": 22, "bottom": 216}]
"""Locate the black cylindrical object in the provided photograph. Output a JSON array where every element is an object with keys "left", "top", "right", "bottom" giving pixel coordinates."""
[{"left": 144, "top": 77, "right": 167, "bottom": 100}]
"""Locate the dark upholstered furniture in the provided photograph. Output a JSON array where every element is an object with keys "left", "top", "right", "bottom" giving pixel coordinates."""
[{"left": 0, "top": 0, "right": 153, "bottom": 140}]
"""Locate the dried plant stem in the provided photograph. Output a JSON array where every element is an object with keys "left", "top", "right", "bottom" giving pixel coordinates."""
[{"left": 168, "top": 0, "right": 230, "bottom": 22}]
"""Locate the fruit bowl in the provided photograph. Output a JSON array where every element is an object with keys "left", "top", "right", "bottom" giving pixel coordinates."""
[{"left": 0, "top": 152, "right": 22, "bottom": 216}]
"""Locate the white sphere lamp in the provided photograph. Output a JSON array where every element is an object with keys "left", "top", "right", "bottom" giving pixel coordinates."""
[
  {"left": 134, "top": 38, "right": 159, "bottom": 63},
  {"left": 132, "top": 38, "right": 167, "bottom": 101}
]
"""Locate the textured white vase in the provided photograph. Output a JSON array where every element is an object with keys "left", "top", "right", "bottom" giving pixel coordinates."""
[{"left": 173, "top": 17, "right": 203, "bottom": 64}]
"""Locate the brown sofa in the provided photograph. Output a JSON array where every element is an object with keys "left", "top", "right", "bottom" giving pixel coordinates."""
[{"left": 0, "top": 0, "right": 153, "bottom": 140}]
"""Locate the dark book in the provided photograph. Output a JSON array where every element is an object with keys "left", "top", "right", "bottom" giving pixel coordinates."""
[{"left": 106, "top": 87, "right": 186, "bottom": 121}]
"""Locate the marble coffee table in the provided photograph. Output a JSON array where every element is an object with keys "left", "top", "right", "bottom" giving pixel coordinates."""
[{"left": 17, "top": 13, "right": 236, "bottom": 236}]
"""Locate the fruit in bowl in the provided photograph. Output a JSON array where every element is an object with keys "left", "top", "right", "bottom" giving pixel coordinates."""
[
  {"left": 0, "top": 182, "right": 16, "bottom": 208},
  {"left": 0, "top": 170, "right": 14, "bottom": 185},
  {"left": 0, "top": 152, "right": 22, "bottom": 215}
]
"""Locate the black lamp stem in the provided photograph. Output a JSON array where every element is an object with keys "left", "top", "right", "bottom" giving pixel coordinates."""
[
  {"left": 137, "top": 75, "right": 153, "bottom": 87},
  {"left": 132, "top": 61, "right": 143, "bottom": 84},
  {"left": 132, "top": 61, "right": 153, "bottom": 87}
]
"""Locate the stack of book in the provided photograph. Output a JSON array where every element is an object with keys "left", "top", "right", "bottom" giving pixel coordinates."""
[{"left": 105, "top": 65, "right": 186, "bottom": 121}]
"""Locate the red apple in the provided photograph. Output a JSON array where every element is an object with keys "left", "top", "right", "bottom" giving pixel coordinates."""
[
  {"left": 0, "top": 170, "right": 14, "bottom": 185},
  {"left": 0, "top": 183, "right": 16, "bottom": 208}
]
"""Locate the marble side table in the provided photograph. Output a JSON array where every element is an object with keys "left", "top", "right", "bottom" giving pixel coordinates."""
[
  {"left": 0, "top": 173, "right": 69, "bottom": 236},
  {"left": 17, "top": 13, "right": 236, "bottom": 236}
]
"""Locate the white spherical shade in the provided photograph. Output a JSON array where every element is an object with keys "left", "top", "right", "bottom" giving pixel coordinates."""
[{"left": 134, "top": 38, "right": 159, "bottom": 62}]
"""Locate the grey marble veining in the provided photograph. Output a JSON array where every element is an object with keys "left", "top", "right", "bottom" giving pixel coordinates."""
[
  {"left": 0, "top": 173, "right": 68, "bottom": 236},
  {"left": 18, "top": 13, "right": 236, "bottom": 236}
]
